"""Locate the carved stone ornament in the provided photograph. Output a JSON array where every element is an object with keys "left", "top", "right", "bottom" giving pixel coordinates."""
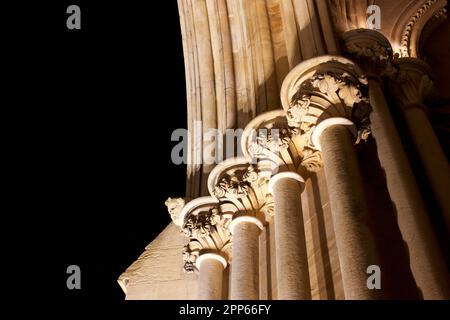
[
  {"left": 165, "top": 197, "right": 185, "bottom": 227},
  {"left": 213, "top": 165, "right": 259, "bottom": 199},
  {"left": 247, "top": 126, "right": 294, "bottom": 158},
  {"left": 182, "top": 243, "right": 199, "bottom": 273},
  {"left": 342, "top": 29, "right": 396, "bottom": 77},
  {"left": 281, "top": 56, "right": 373, "bottom": 172},
  {"left": 398, "top": 0, "right": 446, "bottom": 58},
  {"left": 177, "top": 197, "right": 232, "bottom": 273},
  {"left": 241, "top": 110, "right": 303, "bottom": 176},
  {"left": 182, "top": 206, "right": 221, "bottom": 238},
  {"left": 288, "top": 72, "right": 372, "bottom": 145}
]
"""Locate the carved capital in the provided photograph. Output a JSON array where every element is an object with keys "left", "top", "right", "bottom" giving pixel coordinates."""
[
  {"left": 208, "top": 157, "right": 271, "bottom": 221},
  {"left": 178, "top": 197, "right": 232, "bottom": 273},
  {"left": 182, "top": 239, "right": 231, "bottom": 274},
  {"left": 182, "top": 243, "right": 199, "bottom": 274},
  {"left": 281, "top": 56, "right": 372, "bottom": 172},
  {"left": 241, "top": 110, "right": 303, "bottom": 176},
  {"left": 390, "top": 57, "right": 434, "bottom": 107},
  {"left": 212, "top": 164, "right": 258, "bottom": 200},
  {"left": 183, "top": 206, "right": 221, "bottom": 238},
  {"left": 342, "top": 29, "right": 396, "bottom": 78}
]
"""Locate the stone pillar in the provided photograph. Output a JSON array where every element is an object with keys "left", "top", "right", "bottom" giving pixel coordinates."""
[
  {"left": 168, "top": 197, "right": 233, "bottom": 300},
  {"left": 392, "top": 58, "right": 450, "bottom": 232},
  {"left": 342, "top": 29, "right": 450, "bottom": 299},
  {"left": 196, "top": 253, "right": 227, "bottom": 300},
  {"left": 368, "top": 78, "right": 450, "bottom": 299},
  {"left": 282, "top": 56, "right": 383, "bottom": 299},
  {"left": 268, "top": 172, "right": 311, "bottom": 300},
  {"left": 312, "top": 118, "right": 380, "bottom": 300},
  {"left": 229, "top": 216, "right": 263, "bottom": 300}
]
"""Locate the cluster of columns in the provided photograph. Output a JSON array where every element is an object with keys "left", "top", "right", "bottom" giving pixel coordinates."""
[
  {"left": 342, "top": 29, "right": 450, "bottom": 299},
  {"left": 392, "top": 58, "right": 450, "bottom": 232},
  {"left": 181, "top": 29, "right": 450, "bottom": 301}
]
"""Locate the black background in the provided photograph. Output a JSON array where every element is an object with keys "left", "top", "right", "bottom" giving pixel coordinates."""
[{"left": 14, "top": 0, "right": 187, "bottom": 302}]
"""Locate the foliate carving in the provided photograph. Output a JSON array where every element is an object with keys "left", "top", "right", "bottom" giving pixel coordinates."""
[
  {"left": 345, "top": 41, "right": 391, "bottom": 63},
  {"left": 342, "top": 29, "right": 395, "bottom": 77},
  {"left": 288, "top": 72, "right": 371, "bottom": 140},
  {"left": 301, "top": 144, "right": 323, "bottom": 173},
  {"left": 182, "top": 207, "right": 221, "bottom": 238},
  {"left": 286, "top": 95, "right": 311, "bottom": 129},
  {"left": 179, "top": 199, "right": 232, "bottom": 273},
  {"left": 260, "top": 193, "right": 274, "bottom": 217},
  {"left": 352, "top": 101, "right": 373, "bottom": 144},
  {"left": 182, "top": 244, "right": 198, "bottom": 273},
  {"left": 247, "top": 125, "right": 296, "bottom": 159},
  {"left": 213, "top": 165, "right": 259, "bottom": 199},
  {"left": 285, "top": 67, "right": 372, "bottom": 172}
]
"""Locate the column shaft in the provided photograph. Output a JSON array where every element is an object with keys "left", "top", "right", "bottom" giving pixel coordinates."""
[
  {"left": 198, "top": 257, "right": 224, "bottom": 300},
  {"left": 230, "top": 221, "right": 261, "bottom": 300},
  {"left": 272, "top": 177, "right": 311, "bottom": 299},
  {"left": 403, "top": 105, "right": 450, "bottom": 231},
  {"left": 369, "top": 80, "right": 450, "bottom": 299},
  {"left": 320, "top": 125, "right": 379, "bottom": 300}
]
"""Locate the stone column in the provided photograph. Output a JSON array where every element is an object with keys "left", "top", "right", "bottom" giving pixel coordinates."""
[
  {"left": 168, "top": 197, "right": 232, "bottom": 300},
  {"left": 268, "top": 172, "right": 311, "bottom": 300},
  {"left": 392, "top": 58, "right": 450, "bottom": 232},
  {"left": 282, "top": 56, "right": 383, "bottom": 299},
  {"left": 342, "top": 29, "right": 450, "bottom": 299},
  {"left": 312, "top": 118, "right": 380, "bottom": 300},
  {"left": 229, "top": 216, "right": 263, "bottom": 300},
  {"left": 369, "top": 77, "right": 450, "bottom": 300},
  {"left": 196, "top": 253, "right": 227, "bottom": 300}
]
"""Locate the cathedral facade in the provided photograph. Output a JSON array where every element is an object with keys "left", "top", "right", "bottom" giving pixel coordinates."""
[{"left": 118, "top": 0, "right": 450, "bottom": 300}]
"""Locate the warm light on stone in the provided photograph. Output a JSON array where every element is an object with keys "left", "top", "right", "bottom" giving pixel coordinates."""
[{"left": 118, "top": 0, "right": 450, "bottom": 300}]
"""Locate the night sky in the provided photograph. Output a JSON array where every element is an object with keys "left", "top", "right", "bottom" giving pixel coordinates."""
[{"left": 24, "top": 1, "right": 187, "bottom": 302}]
